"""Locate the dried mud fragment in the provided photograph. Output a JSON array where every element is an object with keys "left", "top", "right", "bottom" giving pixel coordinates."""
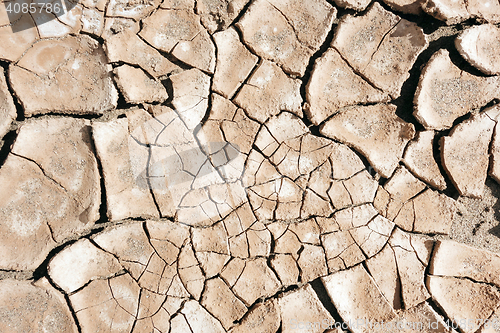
[
  {"left": 213, "top": 27, "right": 258, "bottom": 99},
  {"left": 0, "top": 278, "right": 78, "bottom": 333},
  {"left": 403, "top": 131, "right": 447, "bottom": 190},
  {"left": 81, "top": 7, "right": 105, "bottom": 37},
  {"left": 236, "top": 0, "right": 336, "bottom": 76},
  {"left": 196, "top": 0, "right": 250, "bottom": 33},
  {"left": 230, "top": 299, "right": 280, "bottom": 333},
  {"left": 48, "top": 239, "right": 122, "bottom": 293},
  {"left": 332, "top": 2, "right": 428, "bottom": 98},
  {"left": 423, "top": 0, "right": 500, "bottom": 24},
  {"left": 105, "top": 30, "right": 180, "bottom": 78},
  {"left": 70, "top": 274, "right": 140, "bottom": 333},
  {"left": 322, "top": 265, "right": 397, "bottom": 333},
  {"left": 234, "top": 60, "right": 302, "bottom": 123},
  {"left": 332, "top": 0, "right": 371, "bottom": 11},
  {"left": 9, "top": 35, "right": 117, "bottom": 116},
  {"left": 139, "top": 8, "right": 215, "bottom": 73},
  {"left": 321, "top": 104, "right": 415, "bottom": 178},
  {"left": 0, "top": 69, "right": 16, "bottom": 139},
  {"left": 382, "top": 0, "right": 424, "bottom": 14},
  {"left": 430, "top": 240, "right": 500, "bottom": 287},
  {"left": 92, "top": 117, "right": 159, "bottom": 221},
  {"left": 414, "top": 49, "right": 500, "bottom": 130},
  {"left": 306, "top": 48, "right": 389, "bottom": 125},
  {"left": 440, "top": 111, "right": 497, "bottom": 198},
  {"left": 0, "top": 14, "right": 38, "bottom": 62},
  {"left": 328, "top": 170, "right": 379, "bottom": 210},
  {"left": 114, "top": 65, "right": 169, "bottom": 104},
  {"left": 427, "top": 276, "right": 500, "bottom": 333},
  {"left": 456, "top": 24, "right": 500, "bottom": 76},
  {"left": 106, "top": 0, "right": 161, "bottom": 20},
  {"left": 279, "top": 285, "right": 334, "bottom": 333},
  {"left": 178, "top": 300, "right": 226, "bottom": 332}
]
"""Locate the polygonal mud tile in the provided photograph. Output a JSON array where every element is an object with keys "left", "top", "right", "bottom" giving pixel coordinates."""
[
  {"left": 234, "top": 60, "right": 302, "bottom": 123},
  {"left": 423, "top": 0, "right": 500, "bottom": 24},
  {"left": 0, "top": 14, "right": 38, "bottom": 62},
  {"left": 9, "top": 35, "right": 118, "bottom": 116},
  {"left": 48, "top": 238, "right": 122, "bottom": 293},
  {"left": 106, "top": 0, "right": 161, "bottom": 20},
  {"left": 382, "top": 0, "right": 424, "bottom": 14},
  {"left": 414, "top": 49, "right": 500, "bottom": 130},
  {"left": 456, "top": 24, "right": 500, "bottom": 75},
  {"left": 430, "top": 240, "right": 500, "bottom": 287},
  {"left": 321, "top": 104, "right": 415, "bottom": 178},
  {"left": 427, "top": 275, "right": 500, "bottom": 333},
  {"left": 0, "top": 118, "right": 101, "bottom": 270},
  {"left": 279, "top": 284, "right": 334, "bottom": 333},
  {"left": 105, "top": 30, "right": 180, "bottom": 78},
  {"left": 322, "top": 264, "right": 397, "bottom": 333},
  {"left": 201, "top": 277, "right": 247, "bottom": 330},
  {"left": 0, "top": 278, "right": 78, "bottom": 333},
  {"left": 440, "top": 111, "right": 497, "bottom": 198},
  {"left": 236, "top": 0, "right": 336, "bottom": 76},
  {"left": 270, "top": 254, "right": 300, "bottom": 286},
  {"left": 196, "top": 0, "right": 250, "bottom": 33},
  {"left": 70, "top": 274, "right": 140, "bottom": 333},
  {"left": 232, "top": 258, "right": 281, "bottom": 306},
  {"left": 213, "top": 27, "right": 259, "bottom": 99},
  {"left": 306, "top": 48, "right": 389, "bottom": 125},
  {"left": 403, "top": 131, "right": 447, "bottom": 190},
  {"left": 332, "top": 0, "right": 371, "bottom": 11},
  {"left": 230, "top": 299, "right": 280, "bottom": 333},
  {"left": 179, "top": 300, "right": 226, "bottom": 333},
  {"left": 0, "top": 69, "right": 16, "bottom": 139},
  {"left": 332, "top": 2, "right": 427, "bottom": 98},
  {"left": 114, "top": 65, "right": 169, "bottom": 104},
  {"left": 92, "top": 117, "right": 159, "bottom": 221}
]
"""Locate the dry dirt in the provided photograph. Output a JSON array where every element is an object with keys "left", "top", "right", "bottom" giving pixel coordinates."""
[{"left": 1, "top": 0, "right": 500, "bottom": 332}]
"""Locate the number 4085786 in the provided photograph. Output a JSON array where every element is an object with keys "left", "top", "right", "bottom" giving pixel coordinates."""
[{"left": 5, "top": 2, "right": 62, "bottom": 14}]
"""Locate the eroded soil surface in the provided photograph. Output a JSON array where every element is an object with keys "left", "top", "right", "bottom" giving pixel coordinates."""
[{"left": 1, "top": 0, "right": 500, "bottom": 332}]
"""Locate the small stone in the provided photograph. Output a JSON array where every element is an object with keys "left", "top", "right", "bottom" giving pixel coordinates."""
[
  {"left": 306, "top": 48, "right": 389, "bottom": 125},
  {"left": 201, "top": 277, "right": 247, "bottom": 330},
  {"left": 213, "top": 27, "right": 258, "bottom": 99},
  {"left": 234, "top": 60, "right": 302, "bottom": 123},
  {"left": 322, "top": 265, "right": 396, "bottom": 333},
  {"left": 332, "top": 3, "right": 427, "bottom": 98},
  {"left": 413, "top": 49, "right": 500, "bottom": 130},
  {"left": 403, "top": 131, "right": 447, "bottom": 190},
  {"left": 279, "top": 284, "right": 334, "bottom": 333},
  {"left": 456, "top": 24, "right": 500, "bottom": 76},
  {"left": 48, "top": 239, "right": 122, "bottom": 293},
  {"left": 114, "top": 65, "right": 168, "bottom": 104},
  {"left": 9, "top": 35, "right": 117, "bottom": 116},
  {"left": 0, "top": 69, "right": 16, "bottom": 138},
  {"left": 427, "top": 276, "right": 500, "bottom": 333},
  {"left": 105, "top": 30, "right": 180, "bottom": 78},
  {"left": 232, "top": 258, "right": 281, "bottom": 306},
  {"left": 236, "top": 0, "right": 336, "bottom": 76},
  {"left": 440, "top": 112, "right": 496, "bottom": 198},
  {"left": 92, "top": 118, "right": 159, "bottom": 220},
  {"left": 0, "top": 278, "right": 78, "bottom": 333},
  {"left": 321, "top": 104, "right": 415, "bottom": 178},
  {"left": 430, "top": 240, "right": 500, "bottom": 288}
]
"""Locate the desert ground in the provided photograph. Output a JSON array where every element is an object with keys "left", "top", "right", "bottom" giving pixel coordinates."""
[{"left": 1, "top": 0, "right": 500, "bottom": 332}]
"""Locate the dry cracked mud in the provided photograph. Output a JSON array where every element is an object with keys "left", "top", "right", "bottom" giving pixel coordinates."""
[{"left": 1, "top": 0, "right": 500, "bottom": 332}]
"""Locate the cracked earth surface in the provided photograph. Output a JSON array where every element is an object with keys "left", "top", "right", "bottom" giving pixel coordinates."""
[{"left": 1, "top": 0, "right": 500, "bottom": 332}]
